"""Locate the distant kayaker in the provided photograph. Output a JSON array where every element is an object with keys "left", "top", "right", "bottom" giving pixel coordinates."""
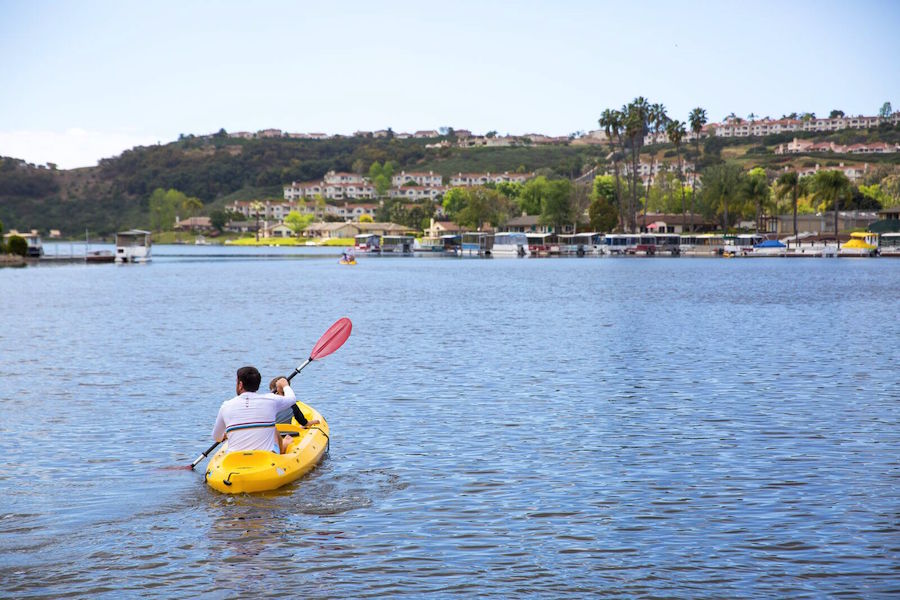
[
  {"left": 270, "top": 376, "right": 321, "bottom": 428},
  {"left": 212, "top": 366, "right": 297, "bottom": 455}
]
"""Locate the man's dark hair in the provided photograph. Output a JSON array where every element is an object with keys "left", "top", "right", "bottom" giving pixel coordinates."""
[{"left": 236, "top": 366, "right": 261, "bottom": 392}]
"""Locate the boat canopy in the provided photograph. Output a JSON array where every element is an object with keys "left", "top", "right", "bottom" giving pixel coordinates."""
[
  {"left": 842, "top": 239, "right": 876, "bottom": 250},
  {"left": 755, "top": 239, "right": 786, "bottom": 248}
]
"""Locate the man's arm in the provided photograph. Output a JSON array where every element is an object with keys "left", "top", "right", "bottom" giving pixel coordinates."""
[{"left": 212, "top": 405, "right": 226, "bottom": 442}]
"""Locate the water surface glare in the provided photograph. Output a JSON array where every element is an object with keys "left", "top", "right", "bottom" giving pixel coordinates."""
[{"left": 1, "top": 250, "right": 898, "bottom": 597}]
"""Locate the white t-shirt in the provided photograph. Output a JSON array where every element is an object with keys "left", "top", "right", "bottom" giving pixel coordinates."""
[{"left": 212, "top": 385, "right": 297, "bottom": 452}]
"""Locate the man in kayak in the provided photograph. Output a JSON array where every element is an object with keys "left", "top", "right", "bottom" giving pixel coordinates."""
[
  {"left": 212, "top": 366, "right": 297, "bottom": 454},
  {"left": 269, "top": 376, "right": 321, "bottom": 429}
]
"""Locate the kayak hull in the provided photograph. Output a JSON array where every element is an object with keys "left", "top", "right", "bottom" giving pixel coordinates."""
[
  {"left": 205, "top": 401, "right": 329, "bottom": 494},
  {"left": 339, "top": 259, "right": 357, "bottom": 265}
]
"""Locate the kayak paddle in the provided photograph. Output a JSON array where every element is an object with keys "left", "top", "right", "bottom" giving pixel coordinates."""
[{"left": 186, "top": 317, "right": 353, "bottom": 470}]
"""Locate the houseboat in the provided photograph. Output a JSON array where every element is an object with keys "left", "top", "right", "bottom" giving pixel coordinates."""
[
  {"left": 559, "top": 233, "right": 602, "bottom": 256},
  {"left": 723, "top": 234, "right": 766, "bottom": 257},
  {"left": 636, "top": 233, "right": 680, "bottom": 256},
  {"left": 679, "top": 234, "right": 725, "bottom": 256},
  {"left": 492, "top": 232, "right": 530, "bottom": 257},
  {"left": 441, "top": 234, "right": 462, "bottom": 256},
  {"left": 115, "top": 230, "right": 152, "bottom": 263},
  {"left": 414, "top": 237, "right": 444, "bottom": 253},
  {"left": 602, "top": 233, "right": 641, "bottom": 255},
  {"left": 25, "top": 232, "right": 43, "bottom": 257},
  {"left": 354, "top": 233, "right": 381, "bottom": 253},
  {"left": 526, "top": 233, "right": 558, "bottom": 257},
  {"left": 879, "top": 232, "right": 900, "bottom": 256},
  {"left": 783, "top": 234, "right": 838, "bottom": 257},
  {"left": 381, "top": 235, "right": 415, "bottom": 255},
  {"left": 839, "top": 232, "right": 879, "bottom": 257},
  {"left": 461, "top": 232, "right": 493, "bottom": 257}
]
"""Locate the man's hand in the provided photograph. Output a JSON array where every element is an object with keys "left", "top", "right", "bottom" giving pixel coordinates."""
[{"left": 275, "top": 377, "right": 289, "bottom": 394}]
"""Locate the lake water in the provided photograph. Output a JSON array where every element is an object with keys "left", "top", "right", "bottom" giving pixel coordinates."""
[{"left": 2, "top": 247, "right": 898, "bottom": 597}]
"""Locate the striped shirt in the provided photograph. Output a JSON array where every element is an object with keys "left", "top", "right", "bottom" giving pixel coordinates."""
[{"left": 212, "top": 386, "right": 297, "bottom": 452}]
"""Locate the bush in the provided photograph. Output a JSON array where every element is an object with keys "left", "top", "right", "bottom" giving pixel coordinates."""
[
  {"left": 745, "top": 145, "right": 771, "bottom": 155},
  {"left": 6, "top": 235, "right": 27, "bottom": 256}
]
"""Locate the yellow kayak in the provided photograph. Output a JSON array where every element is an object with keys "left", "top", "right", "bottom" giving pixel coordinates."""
[
  {"left": 339, "top": 259, "right": 357, "bottom": 265},
  {"left": 205, "top": 400, "right": 329, "bottom": 494}
]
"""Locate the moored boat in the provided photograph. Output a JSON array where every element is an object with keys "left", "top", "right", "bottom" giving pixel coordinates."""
[
  {"left": 526, "top": 233, "right": 558, "bottom": 257},
  {"left": 492, "top": 232, "right": 530, "bottom": 257},
  {"left": 839, "top": 232, "right": 879, "bottom": 257},
  {"left": 414, "top": 237, "right": 444, "bottom": 253},
  {"left": 752, "top": 239, "right": 787, "bottom": 257},
  {"left": 879, "top": 232, "right": 900, "bottom": 256},
  {"left": 205, "top": 400, "right": 329, "bottom": 494},
  {"left": 115, "top": 229, "right": 152, "bottom": 263}
]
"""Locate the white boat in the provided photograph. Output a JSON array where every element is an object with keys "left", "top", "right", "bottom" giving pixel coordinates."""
[
  {"left": 603, "top": 233, "right": 641, "bottom": 255},
  {"left": 354, "top": 233, "right": 380, "bottom": 253},
  {"left": 752, "top": 239, "right": 787, "bottom": 257},
  {"left": 636, "top": 233, "right": 680, "bottom": 256},
  {"left": 879, "top": 232, "right": 900, "bottom": 256},
  {"left": 381, "top": 235, "right": 415, "bottom": 255},
  {"left": 115, "top": 230, "right": 152, "bottom": 263},
  {"left": 461, "top": 232, "right": 493, "bottom": 257},
  {"left": 440, "top": 234, "right": 461, "bottom": 255},
  {"left": 414, "top": 237, "right": 444, "bottom": 253},
  {"left": 559, "top": 233, "right": 602, "bottom": 256},
  {"left": 526, "top": 233, "right": 558, "bottom": 257},
  {"left": 679, "top": 234, "right": 725, "bottom": 256},
  {"left": 839, "top": 232, "right": 879, "bottom": 257},
  {"left": 492, "top": 232, "right": 530, "bottom": 257},
  {"left": 723, "top": 234, "right": 766, "bottom": 257}
]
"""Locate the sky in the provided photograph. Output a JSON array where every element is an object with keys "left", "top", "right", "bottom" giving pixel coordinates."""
[{"left": 1, "top": 0, "right": 899, "bottom": 169}]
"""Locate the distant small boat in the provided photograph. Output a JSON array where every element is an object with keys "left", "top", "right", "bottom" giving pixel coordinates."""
[
  {"left": 339, "top": 258, "right": 357, "bottom": 265},
  {"left": 195, "top": 235, "right": 209, "bottom": 245}
]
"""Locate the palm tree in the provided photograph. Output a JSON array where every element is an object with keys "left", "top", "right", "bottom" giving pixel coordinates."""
[
  {"left": 644, "top": 103, "right": 669, "bottom": 221},
  {"left": 250, "top": 200, "right": 264, "bottom": 242},
  {"left": 775, "top": 171, "right": 801, "bottom": 244},
  {"left": 701, "top": 164, "right": 744, "bottom": 233},
  {"left": 744, "top": 168, "right": 770, "bottom": 232},
  {"left": 688, "top": 107, "right": 708, "bottom": 231},
  {"left": 622, "top": 97, "right": 650, "bottom": 232},
  {"left": 811, "top": 170, "right": 851, "bottom": 247},
  {"left": 599, "top": 108, "right": 625, "bottom": 230},
  {"left": 666, "top": 119, "right": 687, "bottom": 229}
]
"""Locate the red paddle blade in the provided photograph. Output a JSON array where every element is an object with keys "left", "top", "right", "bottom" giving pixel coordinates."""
[{"left": 310, "top": 317, "right": 352, "bottom": 360}]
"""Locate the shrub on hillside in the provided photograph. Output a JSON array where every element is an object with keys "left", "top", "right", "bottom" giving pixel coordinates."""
[{"left": 746, "top": 145, "right": 772, "bottom": 156}]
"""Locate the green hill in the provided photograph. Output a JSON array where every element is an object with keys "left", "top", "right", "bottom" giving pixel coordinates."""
[{"left": 1, "top": 127, "right": 897, "bottom": 236}]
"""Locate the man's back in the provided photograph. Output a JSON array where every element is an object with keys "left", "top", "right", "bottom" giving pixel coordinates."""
[{"left": 213, "top": 389, "right": 296, "bottom": 452}]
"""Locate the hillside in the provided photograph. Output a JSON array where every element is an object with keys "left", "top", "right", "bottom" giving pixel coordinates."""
[{"left": 1, "top": 127, "right": 898, "bottom": 236}]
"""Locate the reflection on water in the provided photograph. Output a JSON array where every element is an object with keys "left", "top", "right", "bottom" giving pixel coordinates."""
[{"left": 1, "top": 252, "right": 898, "bottom": 596}]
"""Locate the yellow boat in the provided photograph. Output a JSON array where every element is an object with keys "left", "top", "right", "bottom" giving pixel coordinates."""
[
  {"left": 839, "top": 232, "right": 878, "bottom": 257},
  {"left": 205, "top": 400, "right": 329, "bottom": 494},
  {"left": 339, "top": 258, "right": 357, "bottom": 265}
]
